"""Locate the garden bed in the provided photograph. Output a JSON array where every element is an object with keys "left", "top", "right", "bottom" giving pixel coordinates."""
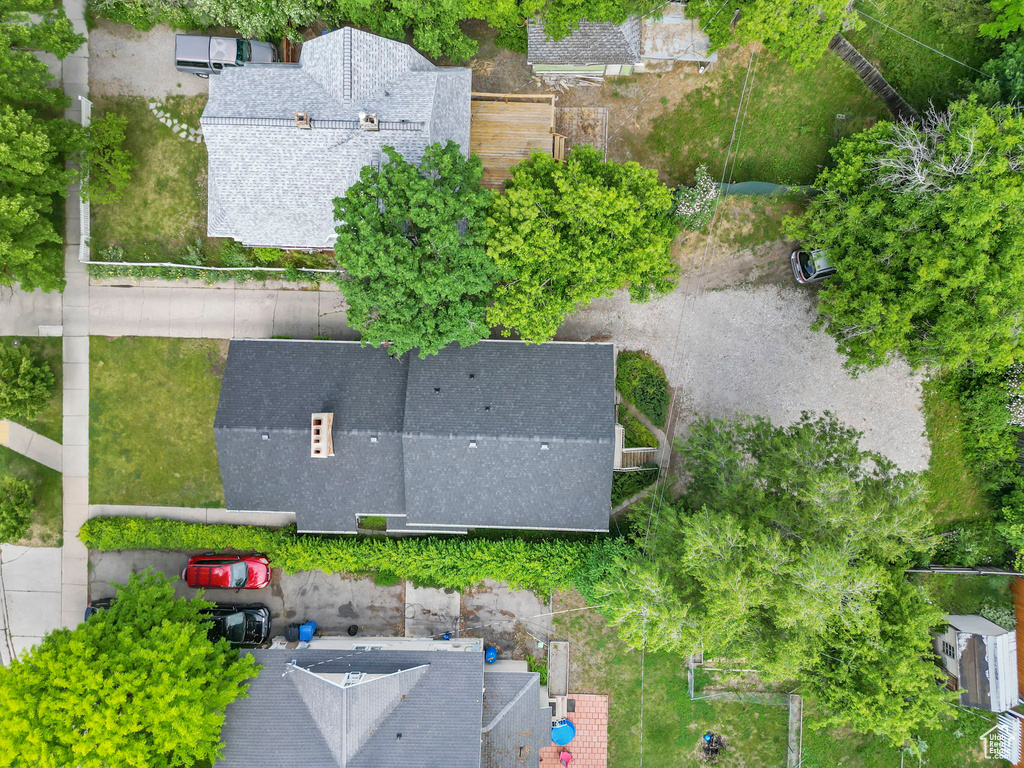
[
  {"left": 616, "top": 350, "right": 670, "bottom": 428},
  {"left": 90, "top": 337, "right": 226, "bottom": 507},
  {"left": 88, "top": 95, "right": 338, "bottom": 276}
]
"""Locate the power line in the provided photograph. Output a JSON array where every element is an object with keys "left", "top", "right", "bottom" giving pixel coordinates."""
[{"left": 856, "top": 9, "right": 992, "bottom": 77}]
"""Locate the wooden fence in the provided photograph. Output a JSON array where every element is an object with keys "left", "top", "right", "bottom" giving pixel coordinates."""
[{"left": 827, "top": 34, "right": 918, "bottom": 123}]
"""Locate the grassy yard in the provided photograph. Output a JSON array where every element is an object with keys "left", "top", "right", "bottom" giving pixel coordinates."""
[
  {"left": 921, "top": 379, "right": 992, "bottom": 530},
  {"left": 90, "top": 337, "right": 226, "bottom": 507},
  {"left": 0, "top": 446, "right": 62, "bottom": 546},
  {"left": 638, "top": 45, "right": 890, "bottom": 186},
  {"left": 554, "top": 591, "right": 790, "bottom": 767},
  {"left": 0, "top": 336, "right": 62, "bottom": 443},
  {"left": 846, "top": 0, "right": 999, "bottom": 111}
]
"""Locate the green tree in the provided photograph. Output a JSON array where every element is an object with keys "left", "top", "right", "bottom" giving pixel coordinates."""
[
  {"left": 80, "top": 112, "right": 135, "bottom": 204},
  {"left": 334, "top": 141, "right": 495, "bottom": 358},
  {"left": 977, "top": 38, "right": 1024, "bottom": 102},
  {"left": 0, "top": 572, "right": 259, "bottom": 768},
  {"left": 0, "top": 474, "right": 32, "bottom": 543},
  {"left": 980, "top": 0, "right": 1024, "bottom": 36},
  {"left": 0, "top": 344, "right": 55, "bottom": 422},
  {"left": 629, "top": 412, "right": 945, "bottom": 743},
  {"left": 487, "top": 145, "right": 678, "bottom": 343},
  {"left": 0, "top": 0, "right": 82, "bottom": 109},
  {"left": 691, "top": 0, "right": 858, "bottom": 69},
  {"left": 785, "top": 100, "right": 1024, "bottom": 373}
]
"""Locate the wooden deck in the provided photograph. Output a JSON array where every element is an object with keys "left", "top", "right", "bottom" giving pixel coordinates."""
[{"left": 470, "top": 93, "right": 563, "bottom": 189}]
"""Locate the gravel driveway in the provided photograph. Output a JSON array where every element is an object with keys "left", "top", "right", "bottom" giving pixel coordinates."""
[
  {"left": 89, "top": 20, "right": 209, "bottom": 99},
  {"left": 558, "top": 284, "right": 929, "bottom": 472}
]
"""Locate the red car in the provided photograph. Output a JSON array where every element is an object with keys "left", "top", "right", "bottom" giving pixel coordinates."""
[{"left": 182, "top": 554, "right": 271, "bottom": 589}]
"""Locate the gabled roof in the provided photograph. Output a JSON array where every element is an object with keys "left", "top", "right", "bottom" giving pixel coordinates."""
[
  {"left": 202, "top": 27, "right": 471, "bottom": 250},
  {"left": 481, "top": 672, "right": 551, "bottom": 768},
  {"left": 526, "top": 17, "right": 642, "bottom": 65},
  {"left": 217, "top": 648, "right": 485, "bottom": 768},
  {"left": 214, "top": 339, "right": 615, "bottom": 533}
]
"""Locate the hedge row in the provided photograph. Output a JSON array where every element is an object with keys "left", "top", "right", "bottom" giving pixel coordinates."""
[{"left": 79, "top": 517, "right": 631, "bottom": 600}]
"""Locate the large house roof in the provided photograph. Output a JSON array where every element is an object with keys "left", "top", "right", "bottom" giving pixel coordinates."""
[
  {"left": 526, "top": 17, "right": 642, "bottom": 65},
  {"left": 214, "top": 339, "right": 615, "bottom": 533},
  {"left": 202, "top": 27, "right": 471, "bottom": 250}
]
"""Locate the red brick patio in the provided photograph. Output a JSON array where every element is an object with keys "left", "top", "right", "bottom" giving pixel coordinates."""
[{"left": 539, "top": 694, "right": 608, "bottom": 768}]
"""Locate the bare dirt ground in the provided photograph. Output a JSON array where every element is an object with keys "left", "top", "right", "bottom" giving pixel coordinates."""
[{"left": 89, "top": 20, "right": 210, "bottom": 98}]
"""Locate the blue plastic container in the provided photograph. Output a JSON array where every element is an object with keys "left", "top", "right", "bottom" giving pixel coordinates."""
[
  {"left": 485, "top": 646, "right": 498, "bottom": 664},
  {"left": 551, "top": 719, "right": 576, "bottom": 745},
  {"left": 299, "top": 620, "right": 317, "bottom": 642}
]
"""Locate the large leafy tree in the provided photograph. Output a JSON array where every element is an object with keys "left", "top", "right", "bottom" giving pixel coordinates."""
[
  {"left": 691, "top": 0, "right": 858, "bottom": 69},
  {"left": 630, "top": 413, "right": 950, "bottom": 744},
  {"left": 334, "top": 142, "right": 495, "bottom": 358},
  {"left": 0, "top": 343, "right": 55, "bottom": 421},
  {"left": 0, "top": 0, "right": 84, "bottom": 292},
  {"left": 0, "top": 572, "right": 258, "bottom": 768},
  {"left": 487, "top": 144, "right": 678, "bottom": 343},
  {"left": 786, "top": 100, "right": 1024, "bottom": 373}
]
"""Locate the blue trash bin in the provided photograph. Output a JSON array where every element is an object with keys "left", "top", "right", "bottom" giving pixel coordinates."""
[
  {"left": 485, "top": 646, "right": 498, "bottom": 664},
  {"left": 299, "top": 620, "right": 317, "bottom": 642}
]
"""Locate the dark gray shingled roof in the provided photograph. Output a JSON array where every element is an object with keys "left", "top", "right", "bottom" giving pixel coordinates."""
[
  {"left": 217, "top": 648, "right": 484, "bottom": 768},
  {"left": 526, "top": 17, "right": 642, "bottom": 65},
  {"left": 202, "top": 27, "right": 471, "bottom": 250},
  {"left": 214, "top": 339, "right": 614, "bottom": 533},
  {"left": 481, "top": 672, "right": 551, "bottom": 768}
]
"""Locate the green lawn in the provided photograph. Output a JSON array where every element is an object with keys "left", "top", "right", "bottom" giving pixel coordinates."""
[
  {"left": 639, "top": 45, "right": 890, "bottom": 186},
  {"left": 846, "top": 0, "right": 999, "bottom": 112},
  {"left": 555, "top": 593, "right": 790, "bottom": 767},
  {"left": 90, "top": 337, "right": 226, "bottom": 507},
  {"left": 921, "top": 379, "right": 992, "bottom": 530},
  {"left": 0, "top": 446, "right": 62, "bottom": 546},
  {"left": 0, "top": 336, "right": 62, "bottom": 443}
]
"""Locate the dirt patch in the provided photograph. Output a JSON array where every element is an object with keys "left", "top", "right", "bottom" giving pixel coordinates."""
[
  {"left": 205, "top": 339, "right": 229, "bottom": 378},
  {"left": 90, "top": 19, "right": 210, "bottom": 99},
  {"left": 555, "top": 107, "right": 608, "bottom": 156}
]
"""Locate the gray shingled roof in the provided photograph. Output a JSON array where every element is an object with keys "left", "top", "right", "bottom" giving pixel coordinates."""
[
  {"left": 217, "top": 648, "right": 485, "bottom": 768},
  {"left": 202, "top": 27, "right": 471, "bottom": 250},
  {"left": 481, "top": 672, "right": 551, "bottom": 768},
  {"left": 526, "top": 17, "right": 642, "bottom": 65},
  {"left": 214, "top": 339, "right": 614, "bottom": 533}
]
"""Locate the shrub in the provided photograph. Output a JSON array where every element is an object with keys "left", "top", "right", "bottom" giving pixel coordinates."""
[
  {"left": 617, "top": 406, "right": 658, "bottom": 448},
  {"left": 357, "top": 516, "right": 387, "bottom": 531},
  {"left": 933, "top": 522, "right": 1008, "bottom": 567},
  {"left": 81, "top": 113, "right": 135, "bottom": 204},
  {"left": 0, "top": 345, "right": 55, "bottom": 422},
  {"left": 0, "top": 474, "right": 33, "bottom": 543},
  {"left": 980, "top": 602, "right": 1016, "bottom": 631},
  {"left": 616, "top": 351, "right": 670, "bottom": 428},
  {"left": 251, "top": 247, "right": 284, "bottom": 265},
  {"left": 79, "top": 517, "right": 632, "bottom": 601},
  {"left": 611, "top": 467, "right": 659, "bottom": 507},
  {"left": 673, "top": 164, "right": 719, "bottom": 231}
]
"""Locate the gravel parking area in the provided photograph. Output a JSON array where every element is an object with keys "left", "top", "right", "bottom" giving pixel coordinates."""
[
  {"left": 558, "top": 284, "right": 928, "bottom": 472},
  {"left": 89, "top": 20, "right": 209, "bottom": 99}
]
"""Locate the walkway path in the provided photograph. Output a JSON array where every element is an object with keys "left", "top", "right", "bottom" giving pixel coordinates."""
[
  {"left": 60, "top": 0, "right": 91, "bottom": 632},
  {"left": 617, "top": 395, "right": 670, "bottom": 470},
  {"left": 0, "top": 422, "right": 62, "bottom": 472},
  {"left": 0, "top": 545, "right": 63, "bottom": 663},
  {"left": 0, "top": 287, "right": 62, "bottom": 336}
]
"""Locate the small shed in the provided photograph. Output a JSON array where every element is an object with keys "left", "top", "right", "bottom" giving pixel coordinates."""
[{"left": 934, "top": 614, "right": 1018, "bottom": 712}]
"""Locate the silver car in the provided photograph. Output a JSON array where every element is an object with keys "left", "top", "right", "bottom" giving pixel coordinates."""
[
  {"left": 790, "top": 248, "right": 835, "bottom": 284},
  {"left": 174, "top": 34, "right": 278, "bottom": 77}
]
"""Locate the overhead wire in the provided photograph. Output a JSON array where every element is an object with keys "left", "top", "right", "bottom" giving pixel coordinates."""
[{"left": 856, "top": 9, "right": 992, "bottom": 77}]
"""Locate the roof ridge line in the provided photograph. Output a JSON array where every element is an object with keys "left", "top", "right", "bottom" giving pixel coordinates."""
[{"left": 481, "top": 677, "right": 535, "bottom": 734}]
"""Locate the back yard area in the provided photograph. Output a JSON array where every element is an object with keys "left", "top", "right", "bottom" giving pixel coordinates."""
[{"left": 90, "top": 337, "right": 226, "bottom": 507}]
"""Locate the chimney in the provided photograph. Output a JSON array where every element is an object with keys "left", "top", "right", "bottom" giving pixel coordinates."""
[
  {"left": 294, "top": 112, "right": 312, "bottom": 129},
  {"left": 358, "top": 112, "right": 379, "bottom": 131},
  {"left": 311, "top": 412, "right": 334, "bottom": 458}
]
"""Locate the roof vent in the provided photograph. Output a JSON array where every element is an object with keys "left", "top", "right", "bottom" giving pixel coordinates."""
[
  {"left": 370, "top": 435, "right": 378, "bottom": 444},
  {"left": 469, "top": 440, "right": 478, "bottom": 448},
  {"left": 541, "top": 442, "right": 550, "bottom": 451},
  {"left": 358, "top": 112, "right": 380, "bottom": 131},
  {"left": 311, "top": 413, "right": 334, "bottom": 458},
  {"left": 261, "top": 433, "right": 270, "bottom": 441},
  {"left": 294, "top": 112, "right": 312, "bottom": 129}
]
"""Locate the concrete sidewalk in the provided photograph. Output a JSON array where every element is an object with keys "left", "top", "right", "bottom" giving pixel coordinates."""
[
  {"left": 0, "top": 287, "right": 62, "bottom": 336},
  {"left": 89, "top": 285, "right": 354, "bottom": 339},
  {"left": 0, "top": 546, "right": 63, "bottom": 662},
  {"left": 0, "top": 421, "right": 62, "bottom": 472}
]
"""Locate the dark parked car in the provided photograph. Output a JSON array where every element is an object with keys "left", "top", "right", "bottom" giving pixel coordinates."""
[
  {"left": 206, "top": 604, "right": 272, "bottom": 648},
  {"left": 174, "top": 34, "right": 278, "bottom": 77},
  {"left": 790, "top": 248, "right": 836, "bottom": 284},
  {"left": 85, "top": 597, "right": 271, "bottom": 648},
  {"left": 182, "top": 554, "right": 271, "bottom": 590},
  {"left": 84, "top": 596, "right": 115, "bottom": 620}
]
